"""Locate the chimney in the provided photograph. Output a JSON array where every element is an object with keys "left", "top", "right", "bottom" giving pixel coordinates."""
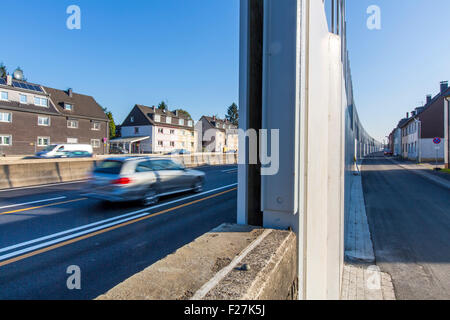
[
  {"left": 411, "top": 110, "right": 416, "bottom": 117},
  {"left": 152, "top": 106, "right": 155, "bottom": 111},
  {"left": 213, "top": 115, "right": 216, "bottom": 121},
  {"left": 68, "top": 88, "right": 73, "bottom": 97},
  {"left": 6, "top": 75, "right": 12, "bottom": 86},
  {"left": 406, "top": 112, "right": 409, "bottom": 119},
  {"left": 174, "top": 110, "right": 179, "bottom": 117},
  {"left": 426, "top": 95, "right": 432, "bottom": 104},
  {"left": 441, "top": 81, "right": 449, "bottom": 94}
]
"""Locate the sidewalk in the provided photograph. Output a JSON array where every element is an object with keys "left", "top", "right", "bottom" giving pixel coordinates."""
[
  {"left": 389, "top": 158, "right": 450, "bottom": 189},
  {"left": 341, "top": 163, "right": 396, "bottom": 300}
]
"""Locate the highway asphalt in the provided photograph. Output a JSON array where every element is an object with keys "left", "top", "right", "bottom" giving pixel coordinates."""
[
  {"left": 0, "top": 165, "right": 238, "bottom": 300},
  {"left": 361, "top": 156, "right": 450, "bottom": 300}
]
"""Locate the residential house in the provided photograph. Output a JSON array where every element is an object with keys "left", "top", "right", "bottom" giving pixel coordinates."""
[
  {"left": 0, "top": 74, "right": 109, "bottom": 156},
  {"left": 116, "top": 105, "right": 197, "bottom": 154},
  {"left": 195, "top": 116, "right": 238, "bottom": 153},
  {"left": 399, "top": 81, "right": 449, "bottom": 162}
]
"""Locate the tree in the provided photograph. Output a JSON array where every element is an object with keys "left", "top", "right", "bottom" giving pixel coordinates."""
[
  {"left": 174, "top": 108, "right": 192, "bottom": 120},
  {"left": 158, "top": 101, "right": 168, "bottom": 111},
  {"left": 0, "top": 63, "right": 7, "bottom": 78},
  {"left": 225, "top": 103, "right": 239, "bottom": 126},
  {"left": 102, "top": 107, "right": 116, "bottom": 139}
]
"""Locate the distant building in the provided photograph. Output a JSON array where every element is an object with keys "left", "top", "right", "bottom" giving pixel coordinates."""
[
  {"left": 399, "top": 81, "right": 449, "bottom": 162},
  {"left": 115, "top": 105, "right": 197, "bottom": 154},
  {"left": 195, "top": 116, "right": 238, "bottom": 153},
  {"left": 0, "top": 74, "right": 109, "bottom": 156}
]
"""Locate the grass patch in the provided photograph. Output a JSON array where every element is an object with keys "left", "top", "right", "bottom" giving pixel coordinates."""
[{"left": 440, "top": 169, "right": 450, "bottom": 174}]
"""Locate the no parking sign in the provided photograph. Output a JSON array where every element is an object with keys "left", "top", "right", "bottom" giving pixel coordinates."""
[{"left": 433, "top": 137, "right": 441, "bottom": 145}]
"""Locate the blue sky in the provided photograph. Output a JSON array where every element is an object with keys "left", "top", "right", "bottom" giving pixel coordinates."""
[
  {"left": 345, "top": 0, "right": 450, "bottom": 142},
  {"left": 1, "top": 1, "right": 449, "bottom": 142},
  {"left": 0, "top": 0, "right": 239, "bottom": 124}
]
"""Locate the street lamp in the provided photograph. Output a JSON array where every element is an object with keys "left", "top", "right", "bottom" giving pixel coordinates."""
[{"left": 413, "top": 118, "right": 421, "bottom": 163}]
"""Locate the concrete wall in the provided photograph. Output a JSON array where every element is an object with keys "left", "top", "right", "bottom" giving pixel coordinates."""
[{"left": 0, "top": 153, "right": 238, "bottom": 190}]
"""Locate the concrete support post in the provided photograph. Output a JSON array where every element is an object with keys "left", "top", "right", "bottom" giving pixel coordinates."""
[{"left": 445, "top": 97, "right": 449, "bottom": 169}]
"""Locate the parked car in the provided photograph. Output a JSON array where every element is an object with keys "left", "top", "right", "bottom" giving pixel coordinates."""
[
  {"left": 35, "top": 144, "right": 93, "bottom": 158},
  {"left": 165, "top": 149, "right": 191, "bottom": 155},
  {"left": 83, "top": 157, "right": 205, "bottom": 205},
  {"left": 110, "top": 145, "right": 129, "bottom": 154}
]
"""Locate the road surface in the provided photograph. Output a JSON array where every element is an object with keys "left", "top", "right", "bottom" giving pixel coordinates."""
[
  {"left": 0, "top": 165, "right": 238, "bottom": 299},
  {"left": 361, "top": 156, "right": 450, "bottom": 300}
]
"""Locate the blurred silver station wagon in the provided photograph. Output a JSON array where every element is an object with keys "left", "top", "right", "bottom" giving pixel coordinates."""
[{"left": 84, "top": 157, "right": 205, "bottom": 205}]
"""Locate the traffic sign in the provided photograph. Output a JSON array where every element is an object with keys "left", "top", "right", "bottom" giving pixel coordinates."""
[{"left": 433, "top": 137, "right": 441, "bottom": 145}]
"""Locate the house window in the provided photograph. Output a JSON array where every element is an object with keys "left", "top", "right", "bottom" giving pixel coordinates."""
[
  {"left": 34, "top": 97, "right": 48, "bottom": 107},
  {"left": 67, "top": 120, "right": 78, "bottom": 128},
  {"left": 158, "top": 128, "right": 164, "bottom": 134},
  {"left": 130, "top": 116, "right": 134, "bottom": 123},
  {"left": 158, "top": 141, "right": 163, "bottom": 146},
  {"left": 166, "top": 116, "right": 172, "bottom": 124},
  {"left": 154, "top": 115, "right": 161, "bottom": 122},
  {"left": 65, "top": 104, "right": 73, "bottom": 111},
  {"left": 92, "top": 122, "right": 101, "bottom": 130},
  {"left": 179, "top": 119, "right": 184, "bottom": 126},
  {"left": 67, "top": 138, "right": 78, "bottom": 144},
  {"left": 170, "top": 141, "right": 175, "bottom": 147},
  {"left": 134, "top": 127, "right": 140, "bottom": 134},
  {"left": 37, "top": 137, "right": 50, "bottom": 147},
  {"left": 91, "top": 139, "right": 101, "bottom": 148},
  {"left": 38, "top": 116, "right": 50, "bottom": 126},
  {"left": 20, "top": 94, "right": 27, "bottom": 104},
  {"left": 188, "top": 120, "right": 193, "bottom": 127},
  {"left": 0, "top": 135, "right": 11, "bottom": 146},
  {"left": 191, "top": 142, "right": 194, "bottom": 147},
  {"left": 170, "top": 129, "right": 175, "bottom": 135},
  {"left": 0, "top": 112, "right": 12, "bottom": 123},
  {"left": 191, "top": 132, "right": 194, "bottom": 137},
  {"left": 1, "top": 92, "right": 8, "bottom": 101}
]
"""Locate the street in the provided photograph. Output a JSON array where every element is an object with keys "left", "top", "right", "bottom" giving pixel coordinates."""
[
  {"left": 361, "top": 156, "right": 450, "bottom": 300},
  {"left": 0, "top": 165, "right": 237, "bottom": 300}
]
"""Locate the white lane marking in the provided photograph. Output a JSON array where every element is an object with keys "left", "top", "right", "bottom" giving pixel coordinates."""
[
  {"left": 0, "top": 181, "right": 87, "bottom": 193},
  {"left": 221, "top": 168, "right": 238, "bottom": 173},
  {"left": 191, "top": 229, "right": 273, "bottom": 300},
  {"left": 0, "top": 196, "right": 67, "bottom": 210},
  {"left": 0, "top": 183, "right": 238, "bottom": 259}
]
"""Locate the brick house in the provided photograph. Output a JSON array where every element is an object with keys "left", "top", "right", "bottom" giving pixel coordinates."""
[
  {"left": 0, "top": 75, "right": 109, "bottom": 156},
  {"left": 399, "top": 81, "right": 449, "bottom": 161}
]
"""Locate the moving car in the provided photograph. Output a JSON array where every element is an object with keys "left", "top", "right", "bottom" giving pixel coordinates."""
[
  {"left": 35, "top": 144, "right": 93, "bottom": 158},
  {"left": 84, "top": 157, "right": 205, "bottom": 205}
]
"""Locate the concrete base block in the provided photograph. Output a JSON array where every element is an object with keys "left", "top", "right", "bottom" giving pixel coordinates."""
[{"left": 96, "top": 224, "right": 297, "bottom": 300}]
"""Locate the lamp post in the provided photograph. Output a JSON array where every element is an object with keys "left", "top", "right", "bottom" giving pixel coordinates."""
[{"left": 413, "top": 118, "right": 421, "bottom": 163}]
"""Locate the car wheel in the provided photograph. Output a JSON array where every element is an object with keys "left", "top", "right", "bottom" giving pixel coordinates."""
[
  {"left": 142, "top": 188, "right": 159, "bottom": 206},
  {"left": 193, "top": 179, "right": 204, "bottom": 193}
]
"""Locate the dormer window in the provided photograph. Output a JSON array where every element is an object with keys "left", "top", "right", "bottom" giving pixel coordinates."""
[
  {"left": 34, "top": 97, "right": 48, "bottom": 107},
  {"left": 179, "top": 119, "right": 184, "bottom": 126},
  {"left": 154, "top": 114, "right": 161, "bottom": 122},
  {"left": 65, "top": 103, "right": 73, "bottom": 111},
  {"left": 188, "top": 120, "right": 193, "bottom": 127},
  {"left": 130, "top": 116, "right": 135, "bottom": 123},
  {"left": 166, "top": 116, "right": 172, "bottom": 124}
]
